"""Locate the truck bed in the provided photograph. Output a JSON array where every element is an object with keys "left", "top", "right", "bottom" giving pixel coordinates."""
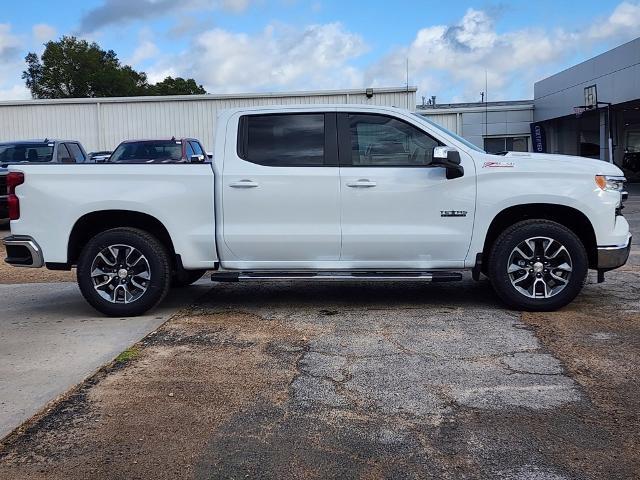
[{"left": 8, "top": 163, "right": 218, "bottom": 269}]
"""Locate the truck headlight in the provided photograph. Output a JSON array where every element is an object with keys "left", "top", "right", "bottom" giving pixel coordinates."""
[{"left": 595, "top": 175, "right": 626, "bottom": 192}]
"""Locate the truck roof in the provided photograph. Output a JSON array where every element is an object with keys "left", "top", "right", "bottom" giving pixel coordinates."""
[{"left": 218, "top": 103, "right": 411, "bottom": 115}]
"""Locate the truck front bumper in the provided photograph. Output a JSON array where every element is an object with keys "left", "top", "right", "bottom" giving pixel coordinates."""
[
  {"left": 3, "top": 235, "right": 44, "bottom": 268},
  {"left": 597, "top": 234, "right": 632, "bottom": 270}
]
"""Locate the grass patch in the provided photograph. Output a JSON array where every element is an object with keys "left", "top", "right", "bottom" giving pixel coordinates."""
[{"left": 115, "top": 346, "right": 141, "bottom": 364}]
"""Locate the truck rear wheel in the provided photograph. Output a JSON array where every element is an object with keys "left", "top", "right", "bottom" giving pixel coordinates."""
[
  {"left": 488, "top": 219, "right": 588, "bottom": 311},
  {"left": 77, "top": 228, "right": 171, "bottom": 317}
]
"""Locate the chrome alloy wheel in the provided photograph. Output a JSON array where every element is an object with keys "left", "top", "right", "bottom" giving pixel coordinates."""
[
  {"left": 507, "top": 236, "right": 573, "bottom": 299},
  {"left": 90, "top": 244, "right": 151, "bottom": 304}
]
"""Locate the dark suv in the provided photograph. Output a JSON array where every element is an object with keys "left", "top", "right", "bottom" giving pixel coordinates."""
[
  {"left": 108, "top": 138, "right": 208, "bottom": 164},
  {"left": 0, "top": 139, "right": 88, "bottom": 168}
]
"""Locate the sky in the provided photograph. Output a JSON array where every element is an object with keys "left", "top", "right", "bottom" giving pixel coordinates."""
[{"left": 0, "top": 0, "right": 639, "bottom": 102}]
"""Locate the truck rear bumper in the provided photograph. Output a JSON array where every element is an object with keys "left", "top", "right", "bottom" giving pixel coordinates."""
[
  {"left": 597, "top": 234, "right": 632, "bottom": 270},
  {"left": 3, "top": 235, "right": 44, "bottom": 268}
]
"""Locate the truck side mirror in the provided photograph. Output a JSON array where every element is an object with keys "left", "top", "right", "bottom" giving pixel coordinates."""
[
  {"left": 190, "top": 154, "right": 205, "bottom": 163},
  {"left": 432, "top": 146, "right": 464, "bottom": 179}
]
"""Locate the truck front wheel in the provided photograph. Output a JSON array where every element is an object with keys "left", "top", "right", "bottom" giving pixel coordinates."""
[
  {"left": 488, "top": 219, "right": 588, "bottom": 311},
  {"left": 77, "top": 228, "right": 171, "bottom": 317}
]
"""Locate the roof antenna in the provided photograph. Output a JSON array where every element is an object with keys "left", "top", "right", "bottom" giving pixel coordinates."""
[
  {"left": 484, "top": 69, "right": 488, "bottom": 138},
  {"left": 405, "top": 58, "right": 410, "bottom": 110}
]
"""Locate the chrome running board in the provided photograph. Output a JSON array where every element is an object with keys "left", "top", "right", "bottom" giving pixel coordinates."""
[{"left": 211, "top": 271, "right": 462, "bottom": 283}]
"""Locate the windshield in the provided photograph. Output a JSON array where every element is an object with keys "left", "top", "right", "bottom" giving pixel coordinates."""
[
  {"left": 412, "top": 114, "right": 486, "bottom": 153},
  {"left": 110, "top": 141, "right": 183, "bottom": 162},
  {"left": 0, "top": 143, "right": 54, "bottom": 164}
]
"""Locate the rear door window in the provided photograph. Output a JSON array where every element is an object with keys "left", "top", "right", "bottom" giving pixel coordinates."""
[{"left": 239, "top": 114, "right": 325, "bottom": 167}]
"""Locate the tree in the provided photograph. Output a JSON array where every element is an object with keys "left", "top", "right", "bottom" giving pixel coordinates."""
[
  {"left": 23, "top": 36, "right": 206, "bottom": 99},
  {"left": 149, "top": 76, "right": 206, "bottom": 96}
]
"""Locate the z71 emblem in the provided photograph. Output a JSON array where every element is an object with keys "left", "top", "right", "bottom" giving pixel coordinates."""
[
  {"left": 441, "top": 210, "right": 468, "bottom": 217},
  {"left": 483, "top": 161, "right": 514, "bottom": 168}
]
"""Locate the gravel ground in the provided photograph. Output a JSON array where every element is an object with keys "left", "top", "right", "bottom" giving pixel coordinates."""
[
  {"left": 0, "top": 229, "right": 74, "bottom": 284},
  {"left": 0, "top": 196, "right": 638, "bottom": 479}
]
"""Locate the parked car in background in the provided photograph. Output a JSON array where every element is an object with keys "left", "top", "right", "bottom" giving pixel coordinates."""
[
  {"left": 108, "top": 138, "right": 208, "bottom": 164},
  {"left": 88, "top": 150, "right": 112, "bottom": 163},
  {"left": 0, "top": 140, "right": 88, "bottom": 167}
]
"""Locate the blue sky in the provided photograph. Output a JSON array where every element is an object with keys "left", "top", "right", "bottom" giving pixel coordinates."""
[{"left": 1, "top": 0, "right": 639, "bottom": 101}]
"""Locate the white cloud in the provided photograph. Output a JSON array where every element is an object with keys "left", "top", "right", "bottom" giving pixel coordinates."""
[
  {"left": 32, "top": 24, "right": 57, "bottom": 44},
  {"left": 149, "top": 22, "right": 367, "bottom": 93},
  {"left": 126, "top": 29, "right": 160, "bottom": 66},
  {"left": 587, "top": 1, "right": 640, "bottom": 40},
  {"left": 147, "top": 66, "right": 179, "bottom": 84},
  {"left": 0, "top": 84, "right": 30, "bottom": 101},
  {"left": 366, "top": 3, "right": 640, "bottom": 101},
  {"left": 0, "top": 23, "right": 21, "bottom": 61},
  {"left": 0, "top": 23, "right": 27, "bottom": 101}
]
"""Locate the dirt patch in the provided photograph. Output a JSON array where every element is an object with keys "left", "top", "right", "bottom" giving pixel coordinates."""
[
  {"left": 0, "top": 241, "right": 74, "bottom": 284},
  {"left": 0, "top": 309, "right": 323, "bottom": 480},
  {"left": 518, "top": 270, "right": 640, "bottom": 478}
]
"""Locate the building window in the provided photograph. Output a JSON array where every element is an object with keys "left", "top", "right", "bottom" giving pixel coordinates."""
[{"left": 484, "top": 136, "right": 529, "bottom": 154}]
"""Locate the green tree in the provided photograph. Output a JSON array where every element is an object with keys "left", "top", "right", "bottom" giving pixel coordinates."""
[
  {"left": 149, "top": 76, "right": 206, "bottom": 95},
  {"left": 23, "top": 36, "right": 207, "bottom": 99}
]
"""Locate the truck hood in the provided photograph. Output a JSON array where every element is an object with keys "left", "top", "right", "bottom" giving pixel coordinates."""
[{"left": 498, "top": 151, "right": 625, "bottom": 177}]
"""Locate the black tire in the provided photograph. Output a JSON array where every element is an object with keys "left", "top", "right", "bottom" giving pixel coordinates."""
[
  {"left": 488, "top": 219, "right": 588, "bottom": 311},
  {"left": 77, "top": 228, "right": 171, "bottom": 317},
  {"left": 171, "top": 269, "right": 207, "bottom": 288}
]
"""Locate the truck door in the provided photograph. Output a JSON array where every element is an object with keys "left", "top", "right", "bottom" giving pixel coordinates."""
[
  {"left": 221, "top": 111, "right": 341, "bottom": 268},
  {"left": 337, "top": 112, "right": 476, "bottom": 268}
]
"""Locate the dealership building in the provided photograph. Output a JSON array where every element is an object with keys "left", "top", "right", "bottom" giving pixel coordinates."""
[{"left": 418, "top": 36, "right": 640, "bottom": 180}]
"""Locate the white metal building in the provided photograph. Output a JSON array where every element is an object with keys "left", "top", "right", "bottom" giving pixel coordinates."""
[
  {"left": 417, "top": 100, "right": 534, "bottom": 153},
  {"left": 0, "top": 87, "right": 417, "bottom": 153}
]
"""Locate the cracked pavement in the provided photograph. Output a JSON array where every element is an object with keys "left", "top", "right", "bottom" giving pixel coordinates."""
[{"left": 0, "top": 190, "right": 638, "bottom": 479}]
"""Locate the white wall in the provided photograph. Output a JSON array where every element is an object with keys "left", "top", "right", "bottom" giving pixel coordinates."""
[
  {"left": 534, "top": 37, "right": 640, "bottom": 122},
  {"left": 0, "top": 88, "right": 417, "bottom": 153},
  {"left": 418, "top": 103, "right": 534, "bottom": 149}
]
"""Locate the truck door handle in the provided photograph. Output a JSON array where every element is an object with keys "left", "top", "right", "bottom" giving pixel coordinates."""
[
  {"left": 229, "top": 180, "right": 259, "bottom": 188},
  {"left": 346, "top": 179, "right": 377, "bottom": 188}
]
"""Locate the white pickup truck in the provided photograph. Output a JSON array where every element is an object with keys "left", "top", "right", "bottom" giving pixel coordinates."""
[{"left": 3, "top": 105, "right": 631, "bottom": 316}]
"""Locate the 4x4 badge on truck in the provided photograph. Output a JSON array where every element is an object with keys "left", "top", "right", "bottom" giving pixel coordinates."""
[{"left": 441, "top": 210, "right": 468, "bottom": 217}]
